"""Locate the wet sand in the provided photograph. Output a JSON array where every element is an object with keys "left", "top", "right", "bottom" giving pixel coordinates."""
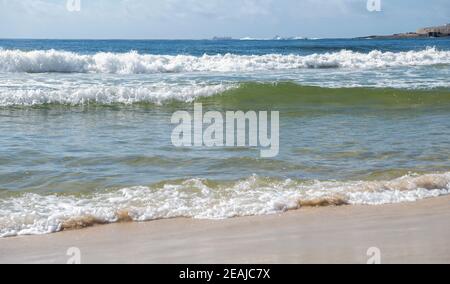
[{"left": 1, "top": 195, "right": 449, "bottom": 264}]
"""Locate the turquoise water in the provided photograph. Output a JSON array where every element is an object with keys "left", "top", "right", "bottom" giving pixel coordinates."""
[{"left": 0, "top": 39, "right": 449, "bottom": 237}]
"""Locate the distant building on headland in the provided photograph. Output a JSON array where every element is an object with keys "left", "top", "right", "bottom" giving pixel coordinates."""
[{"left": 417, "top": 24, "right": 450, "bottom": 37}]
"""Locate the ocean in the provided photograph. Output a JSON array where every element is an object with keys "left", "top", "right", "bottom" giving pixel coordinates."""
[{"left": 0, "top": 38, "right": 450, "bottom": 237}]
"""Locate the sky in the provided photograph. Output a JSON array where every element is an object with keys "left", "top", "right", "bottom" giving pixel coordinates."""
[{"left": 0, "top": 0, "right": 449, "bottom": 39}]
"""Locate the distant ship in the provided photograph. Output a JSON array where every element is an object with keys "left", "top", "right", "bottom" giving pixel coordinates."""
[{"left": 212, "top": 36, "right": 234, "bottom": 41}]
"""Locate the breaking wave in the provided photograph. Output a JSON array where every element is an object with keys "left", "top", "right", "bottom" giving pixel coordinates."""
[
  {"left": 1, "top": 82, "right": 449, "bottom": 107},
  {"left": 1, "top": 172, "right": 449, "bottom": 237},
  {"left": 0, "top": 48, "right": 449, "bottom": 74},
  {"left": 0, "top": 83, "right": 235, "bottom": 106}
]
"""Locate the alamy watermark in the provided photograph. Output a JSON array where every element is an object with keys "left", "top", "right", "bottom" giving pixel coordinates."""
[
  {"left": 67, "top": 247, "right": 81, "bottom": 264},
  {"left": 367, "top": 0, "right": 382, "bottom": 12},
  {"left": 367, "top": 247, "right": 381, "bottom": 264},
  {"left": 171, "top": 104, "right": 280, "bottom": 158},
  {"left": 66, "top": 0, "right": 81, "bottom": 12}
]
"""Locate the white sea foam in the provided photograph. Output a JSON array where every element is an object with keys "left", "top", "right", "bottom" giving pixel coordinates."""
[
  {"left": 1, "top": 173, "right": 449, "bottom": 237},
  {"left": 0, "top": 48, "right": 449, "bottom": 74},
  {"left": 0, "top": 83, "right": 235, "bottom": 106}
]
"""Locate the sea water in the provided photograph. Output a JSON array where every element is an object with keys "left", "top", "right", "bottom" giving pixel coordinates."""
[{"left": 0, "top": 38, "right": 449, "bottom": 237}]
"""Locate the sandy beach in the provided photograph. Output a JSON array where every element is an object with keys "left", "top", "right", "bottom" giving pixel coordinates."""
[
  {"left": 1, "top": 195, "right": 449, "bottom": 264},
  {"left": 2, "top": 1, "right": 450, "bottom": 268}
]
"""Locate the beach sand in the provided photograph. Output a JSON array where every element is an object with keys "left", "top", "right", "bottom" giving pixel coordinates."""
[{"left": 1, "top": 195, "right": 449, "bottom": 264}]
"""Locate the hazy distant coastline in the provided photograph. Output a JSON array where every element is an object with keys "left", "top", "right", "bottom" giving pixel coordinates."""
[
  {"left": 211, "top": 25, "right": 450, "bottom": 41},
  {"left": 362, "top": 24, "right": 450, "bottom": 39}
]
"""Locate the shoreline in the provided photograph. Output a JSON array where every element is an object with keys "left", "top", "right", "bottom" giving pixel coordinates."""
[
  {"left": 359, "top": 34, "right": 450, "bottom": 39},
  {"left": 1, "top": 195, "right": 449, "bottom": 264}
]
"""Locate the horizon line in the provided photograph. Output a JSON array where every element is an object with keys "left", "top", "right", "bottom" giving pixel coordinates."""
[{"left": 0, "top": 37, "right": 343, "bottom": 41}]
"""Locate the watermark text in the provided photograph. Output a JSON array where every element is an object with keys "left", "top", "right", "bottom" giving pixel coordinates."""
[{"left": 171, "top": 104, "right": 279, "bottom": 158}]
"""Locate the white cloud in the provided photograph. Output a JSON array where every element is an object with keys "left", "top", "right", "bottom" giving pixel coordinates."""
[
  {"left": 0, "top": 0, "right": 449, "bottom": 39},
  {"left": 1, "top": 0, "right": 63, "bottom": 15},
  {"left": 115, "top": 0, "right": 273, "bottom": 20}
]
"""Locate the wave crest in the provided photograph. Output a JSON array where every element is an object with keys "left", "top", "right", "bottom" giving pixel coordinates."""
[
  {"left": 2, "top": 83, "right": 450, "bottom": 107},
  {"left": 0, "top": 48, "right": 449, "bottom": 74},
  {"left": 0, "top": 84, "right": 235, "bottom": 106}
]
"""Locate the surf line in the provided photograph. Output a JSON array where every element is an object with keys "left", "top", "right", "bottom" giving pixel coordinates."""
[{"left": 171, "top": 103, "right": 280, "bottom": 158}]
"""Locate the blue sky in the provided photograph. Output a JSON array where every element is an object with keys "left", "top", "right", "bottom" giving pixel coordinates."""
[{"left": 0, "top": 0, "right": 449, "bottom": 39}]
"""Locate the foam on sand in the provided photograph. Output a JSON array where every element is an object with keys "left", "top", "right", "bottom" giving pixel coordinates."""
[{"left": 1, "top": 172, "right": 449, "bottom": 238}]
